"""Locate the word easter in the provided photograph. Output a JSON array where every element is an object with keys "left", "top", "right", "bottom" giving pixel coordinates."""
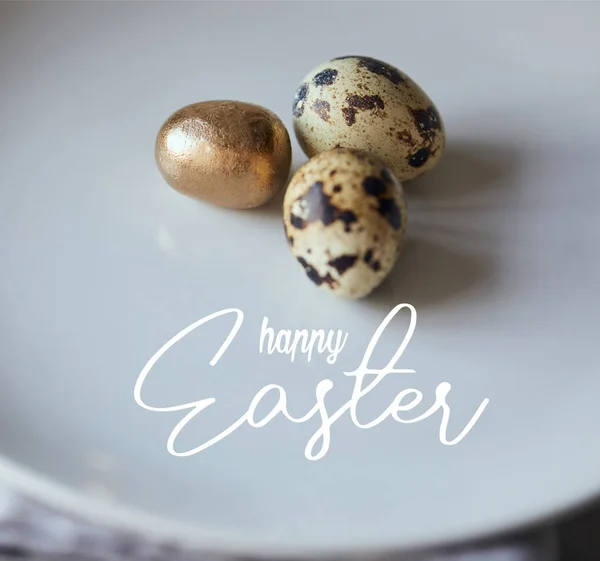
[{"left": 134, "top": 304, "right": 490, "bottom": 461}]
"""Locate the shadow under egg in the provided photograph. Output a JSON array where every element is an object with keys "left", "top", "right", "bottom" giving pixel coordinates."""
[{"left": 362, "top": 235, "right": 497, "bottom": 311}]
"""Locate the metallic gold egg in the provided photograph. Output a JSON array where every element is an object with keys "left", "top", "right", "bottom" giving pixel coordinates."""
[{"left": 155, "top": 101, "right": 292, "bottom": 209}]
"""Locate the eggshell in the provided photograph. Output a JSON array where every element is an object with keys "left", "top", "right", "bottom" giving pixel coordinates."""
[
  {"left": 156, "top": 101, "right": 292, "bottom": 209},
  {"left": 283, "top": 148, "right": 407, "bottom": 299},
  {"left": 292, "top": 56, "right": 445, "bottom": 181}
]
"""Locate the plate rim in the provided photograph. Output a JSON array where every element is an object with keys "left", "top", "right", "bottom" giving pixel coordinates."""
[{"left": 0, "top": 453, "right": 598, "bottom": 557}]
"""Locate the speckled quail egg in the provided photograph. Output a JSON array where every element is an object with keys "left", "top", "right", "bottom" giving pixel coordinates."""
[
  {"left": 283, "top": 147, "right": 407, "bottom": 299},
  {"left": 292, "top": 56, "right": 445, "bottom": 182},
  {"left": 156, "top": 100, "right": 291, "bottom": 209}
]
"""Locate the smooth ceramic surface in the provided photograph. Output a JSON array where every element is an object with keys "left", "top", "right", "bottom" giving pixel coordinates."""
[{"left": 0, "top": 1, "right": 599, "bottom": 557}]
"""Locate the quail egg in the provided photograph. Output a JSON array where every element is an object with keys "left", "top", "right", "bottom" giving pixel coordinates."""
[
  {"left": 292, "top": 56, "right": 445, "bottom": 182},
  {"left": 283, "top": 147, "right": 407, "bottom": 299}
]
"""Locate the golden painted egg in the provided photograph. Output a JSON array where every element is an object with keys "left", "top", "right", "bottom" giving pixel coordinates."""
[{"left": 156, "top": 101, "right": 292, "bottom": 209}]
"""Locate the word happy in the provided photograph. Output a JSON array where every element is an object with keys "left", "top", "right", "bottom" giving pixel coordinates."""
[
  {"left": 134, "top": 304, "right": 490, "bottom": 461},
  {"left": 259, "top": 317, "right": 348, "bottom": 364}
]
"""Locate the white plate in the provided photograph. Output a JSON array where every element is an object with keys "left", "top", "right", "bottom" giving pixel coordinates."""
[{"left": 1, "top": 1, "right": 600, "bottom": 557}]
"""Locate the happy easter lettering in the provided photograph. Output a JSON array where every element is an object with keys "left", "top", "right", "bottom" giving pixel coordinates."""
[{"left": 134, "top": 304, "right": 490, "bottom": 461}]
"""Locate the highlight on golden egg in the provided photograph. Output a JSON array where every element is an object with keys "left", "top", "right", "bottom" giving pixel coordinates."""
[
  {"left": 155, "top": 100, "right": 292, "bottom": 210},
  {"left": 292, "top": 55, "right": 445, "bottom": 182}
]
